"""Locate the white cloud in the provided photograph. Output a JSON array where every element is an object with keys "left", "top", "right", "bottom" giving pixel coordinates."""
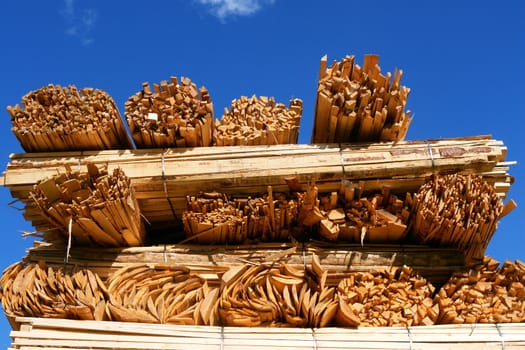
[
  {"left": 60, "top": 0, "right": 98, "bottom": 45},
  {"left": 195, "top": 0, "right": 275, "bottom": 20}
]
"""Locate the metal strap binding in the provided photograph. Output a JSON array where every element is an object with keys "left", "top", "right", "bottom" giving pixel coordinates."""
[
  {"left": 161, "top": 149, "right": 178, "bottom": 222},
  {"left": 424, "top": 140, "right": 436, "bottom": 171},
  {"left": 495, "top": 323, "right": 506, "bottom": 350},
  {"left": 311, "top": 328, "right": 318, "bottom": 350}
]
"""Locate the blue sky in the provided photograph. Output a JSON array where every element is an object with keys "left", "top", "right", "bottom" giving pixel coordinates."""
[{"left": 0, "top": 0, "right": 524, "bottom": 346}]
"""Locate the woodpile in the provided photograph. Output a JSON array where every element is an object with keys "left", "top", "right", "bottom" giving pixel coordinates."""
[
  {"left": 9, "top": 317, "right": 525, "bottom": 350},
  {"left": 183, "top": 188, "right": 298, "bottom": 244},
  {"left": 435, "top": 257, "right": 525, "bottom": 324},
  {"left": 124, "top": 77, "right": 214, "bottom": 148},
  {"left": 106, "top": 264, "right": 219, "bottom": 325},
  {"left": 336, "top": 266, "right": 437, "bottom": 327},
  {"left": 214, "top": 95, "right": 302, "bottom": 146},
  {"left": 0, "top": 262, "right": 107, "bottom": 321},
  {"left": 219, "top": 257, "right": 337, "bottom": 328},
  {"left": 410, "top": 174, "right": 516, "bottom": 262},
  {"left": 312, "top": 54, "right": 412, "bottom": 143},
  {"left": 7, "top": 84, "right": 132, "bottom": 152},
  {"left": 30, "top": 163, "right": 145, "bottom": 247}
]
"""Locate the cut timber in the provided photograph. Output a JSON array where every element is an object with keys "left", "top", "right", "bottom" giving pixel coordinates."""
[
  {"left": 29, "top": 163, "right": 145, "bottom": 247},
  {"left": 313, "top": 54, "right": 412, "bottom": 143},
  {"left": 124, "top": 76, "right": 213, "bottom": 148},
  {"left": 214, "top": 95, "right": 302, "bottom": 146},
  {"left": 1, "top": 136, "right": 514, "bottom": 242},
  {"left": 7, "top": 84, "right": 133, "bottom": 152}
]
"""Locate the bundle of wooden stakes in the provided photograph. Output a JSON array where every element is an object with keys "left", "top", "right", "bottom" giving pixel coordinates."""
[
  {"left": 410, "top": 174, "right": 515, "bottom": 262},
  {"left": 336, "top": 266, "right": 437, "bottom": 327},
  {"left": 0, "top": 261, "right": 107, "bottom": 321},
  {"left": 125, "top": 77, "right": 214, "bottom": 148},
  {"left": 312, "top": 54, "right": 412, "bottom": 143},
  {"left": 7, "top": 84, "right": 132, "bottom": 152},
  {"left": 30, "top": 163, "right": 145, "bottom": 247},
  {"left": 214, "top": 95, "right": 302, "bottom": 146},
  {"left": 182, "top": 188, "right": 298, "bottom": 244},
  {"left": 435, "top": 256, "right": 525, "bottom": 324}
]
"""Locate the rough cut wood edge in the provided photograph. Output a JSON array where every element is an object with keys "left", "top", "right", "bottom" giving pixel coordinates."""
[
  {"left": 8, "top": 317, "right": 525, "bottom": 350},
  {"left": 22, "top": 241, "right": 465, "bottom": 287}
]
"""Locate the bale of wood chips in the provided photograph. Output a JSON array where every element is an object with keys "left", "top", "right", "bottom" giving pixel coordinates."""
[
  {"left": 219, "top": 257, "right": 337, "bottom": 328},
  {"left": 336, "top": 266, "right": 437, "bottom": 327},
  {"left": 124, "top": 76, "right": 214, "bottom": 148},
  {"left": 410, "top": 174, "right": 504, "bottom": 262},
  {"left": 182, "top": 187, "right": 298, "bottom": 244},
  {"left": 30, "top": 163, "right": 145, "bottom": 247},
  {"left": 0, "top": 261, "right": 108, "bottom": 321},
  {"left": 7, "top": 84, "right": 132, "bottom": 152},
  {"left": 106, "top": 264, "right": 219, "bottom": 325},
  {"left": 214, "top": 95, "right": 302, "bottom": 146},
  {"left": 312, "top": 54, "right": 412, "bottom": 143},
  {"left": 435, "top": 256, "right": 525, "bottom": 324}
]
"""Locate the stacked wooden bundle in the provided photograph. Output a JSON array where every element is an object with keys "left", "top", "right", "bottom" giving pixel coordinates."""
[
  {"left": 336, "top": 266, "right": 437, "bottom": 327},
  {"left": 410, "top": 174, "right": 515, "bottom": 262},
  {"left": 7, "top": 84, "right": 132, "bottom": 152},
  {"left": 219, "top": 257, "right": 337, "bottom": 327},
  {"left": 0, "top": 262, "right": 107, "bottom": 321},
  {"left": 435, "top": 257, "right": 525, "bottom": 324},
  {"left": 106, "top": 264, "right": 219, "bottom": 325},
  {"left": 312, "top": 54, "right": 412, "bottom": 143},
  {"left": 299, "top": 182, "right": 410, "bottom": 243},
  {"left": 214, "top": 96, "right": 302, "bottom": 146},
  {"left": 182, "top": 187, "right": 298, "bottom": 243},
  {"left": 124, "top": 77, "right": 214, "bottom": 148},
  {"left": 30, "top": 163, "right": 145, "bottom": 247}
]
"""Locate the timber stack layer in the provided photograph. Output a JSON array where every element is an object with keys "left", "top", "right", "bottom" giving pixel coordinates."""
[
  {"left": 1, "top": 52, "right": 523, "bottom": 349},
  {"left": 6, "top": 84, "right": 133, "bottom": 152}
]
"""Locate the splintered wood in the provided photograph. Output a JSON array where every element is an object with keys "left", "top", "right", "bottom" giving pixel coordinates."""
[
  {"left": 30, "top": 163, "right": 145, "bottom": 247},
  {"left": 435, "top": 257, "right": 525, "bottom": 324},
  {"left": 182, "top": 188, "right": 298, "bottom": 244},
  {"left": 125, "top": 76, "right": 214, "bottom": 148},
  {"left": 312, "top": 54, "right": 412, "bottom": 143},
  {"left": 106, "top": 264, "right": 219, "bottom": 325},
  {"left": 214, "top": 95, "right": 302, "bottom": 145},
  {"left": 336, "top": 266, "right": 437, "bottom": 327},
  {"left": 7, "top": 84, "right": 132, "bottom": 152},
  {"left": 410, "top": 174, "right": 508, "bottom": 262},
  {"left": 0, "top": 262, "right": 107, "bottom": 321}
]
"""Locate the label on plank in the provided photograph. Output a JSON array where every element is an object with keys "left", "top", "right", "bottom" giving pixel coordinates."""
[{"left": 147, "top": 112, "right": 158, "bottom": 121}]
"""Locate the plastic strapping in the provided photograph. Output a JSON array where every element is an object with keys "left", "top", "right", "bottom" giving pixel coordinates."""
[
  {"left": 64, "top": 217, "right": 73, "bottom": 265},
  {"left": 163, "top": 244, "right": 167, "bottom": 263},
  {"left": 495, "top": 323, "right": 506, "bottom": 350},
  {"left": 406, "top": 326, "right": 413, "bottom": 350},
  {"left": 220, "top": 326, "right": 225, "bottom": 350},
  {"left": 77, "top": 151, "right": 82, "bottom": 172},
  {"left": 302, "top": 242, "right": 307, "bottom": 271},
  {"left": 311, "top": 328, "right": 318, "bottom": 350},
  {"left": 338, "top": 143, "right": 346, "bottom": 178},
  {"left": 424, "top": 140, "right": 436, "bottom": 171},
  {"left": 161, "top": 149, "right": 178, "bottom": 222}
]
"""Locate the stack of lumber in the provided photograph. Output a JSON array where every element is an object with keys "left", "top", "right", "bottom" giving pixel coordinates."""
[
  {"left": 124, "top": 77, "right": 214, "bottom": 148},
  {"left": 8, "top": 317, "right": 525, "bottom": 350},
  {"left": 300, "top": 182, "right": 410, "bottom": 243},
  {"left": 0, "top": 261, "right": 107, "bottom": 321},
  {"left": 410, "top": 173, "right": 516, "bottom": 262},
  {"left": 6, "top": 84, "right": 132, "bottom": 152},
  {"left": 219, "top": 256, "right": 337, "bottom": 328},
  {"left": 29, "top": 163, "right": 145, "bottom": 247},
  {"left": 22, "top": 241, "right": 465, "bottom": 287},
  {"left": 312, "top": 54, "right": 412, "bottom": 143},
  {"left": 106, "top": 264, "right": 219, "bottom": 325},
  {"left": 214, "top": 96, "right": 302, "bottom": 146},
  {"left": 435, "top": 257, "right": 525, "bottom": 324},
  {"left": 336, "top": 266, "right": 437, "bottom": 327},
  {"left": 2, "top": 136, "right": 513, "bottom": 243},
  {"left": 183, "top": 188, "right": 297, "bottom": 244}
]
